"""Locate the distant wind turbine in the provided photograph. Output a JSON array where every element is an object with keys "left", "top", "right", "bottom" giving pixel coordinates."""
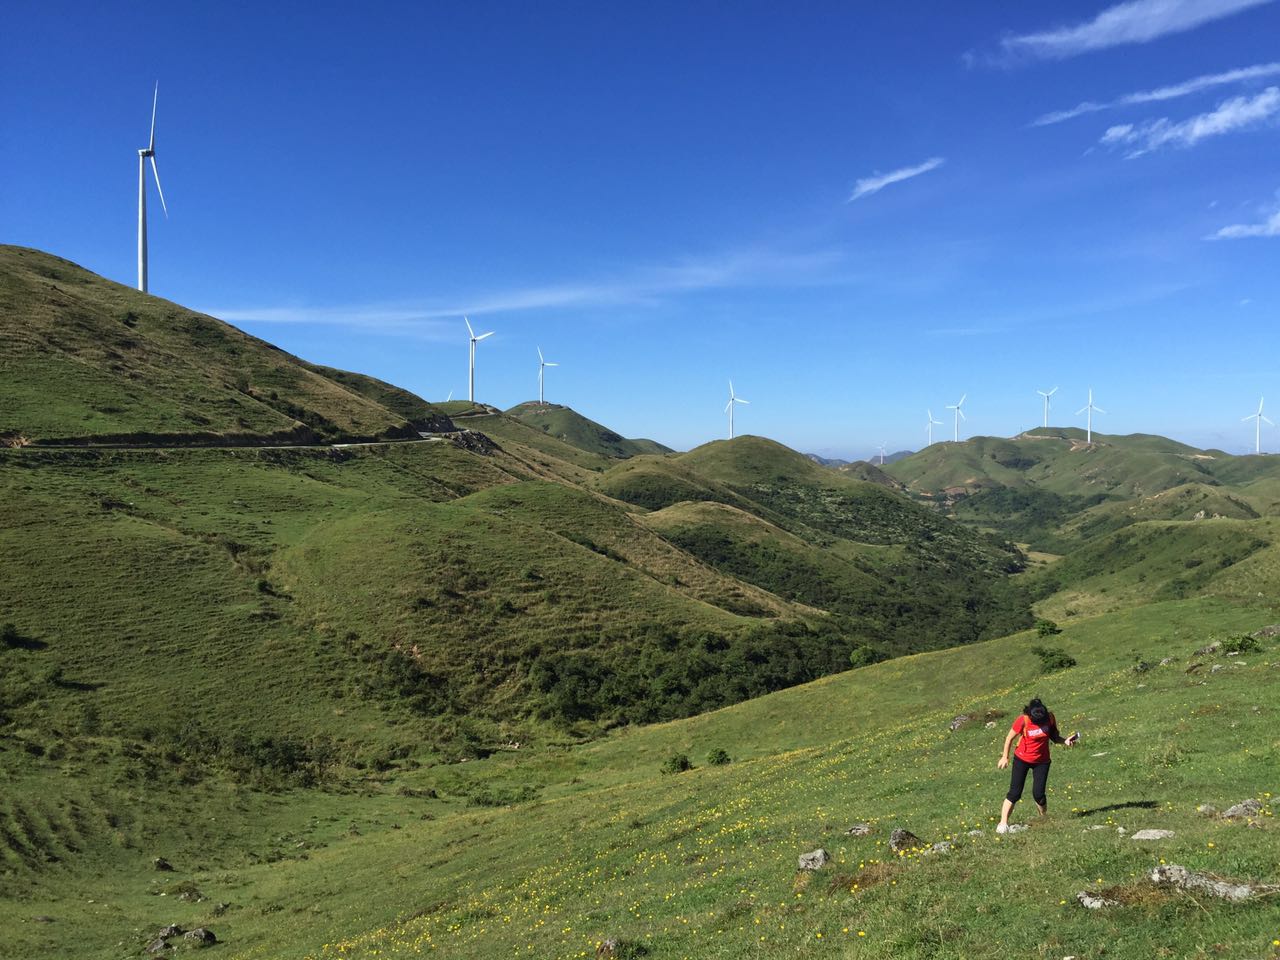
[
  {"left": 725, "top": 380, "right": 749, "bottom": 439},
  {"left": 446, "top": 390, "right": 453, "bottom": 402},
  {"left": 878, "top": 443, "right": 887, "bottom": 466},
  {"left": 137, "top": 82, "right": 168, "bottom": 293},
  {"left": 926, "top": 409, "right": 942, "bottom": 446},
  {"left": 1243, "top": 396, "right": 1273, "bottom": 454},
  {"left": 465, "top": 317, "right": 494, "bottom": 402},
  {"left": 1076, "top": 388, "right": 1105, "bottom": 445},
  {"left": 537, "top": 347, "right": 558, "bottom": 405},
  {"left": 945, "top": 394, "right": 966, "bottom": 442},
  {"left": 1037, "top": 386, "right": 1058, "bottom": 428}
]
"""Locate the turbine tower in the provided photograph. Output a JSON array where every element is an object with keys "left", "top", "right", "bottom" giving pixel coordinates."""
[
  {"left": 465, "top": 317, "right": 494, "bottom": 402},
  {"left": 537, "top": 347, "right": 558, "bottom": 405},
  {"left": 926, "top": 409, "right": 942, "bottom": 446},
  {"left": 945, "top": 394, "right": 966, "bottom": 442},
  {"left": 1037, "top": 386, "right": 1058, "bottom": 428},
  {"left": 878, "top": 443, "right": 887, "bottom": 466},
  {"left": 725, "top": 380, "right": 749, "bottom": 439},
  {"left": 137, "top": 82, "right": 168, "bottom": 293},
  {"left": 1076, "top": 388, "right": 1105, "bottom": 445},
  {"left": 1243, "top": 396, "right": 1273, "bottom": 454}
]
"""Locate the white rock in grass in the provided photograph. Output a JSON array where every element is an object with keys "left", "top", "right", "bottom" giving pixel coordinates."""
[
  {"left": 1130, "top": 829, "right": 1174, "bottom": 840},
  {"left": 1076, "top": 891, "right": 1118, "bottom": 909}
]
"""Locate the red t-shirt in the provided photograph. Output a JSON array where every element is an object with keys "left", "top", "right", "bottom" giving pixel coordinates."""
[{"left": 1012, "top": 713, "right": 1056, "bottom": 763}]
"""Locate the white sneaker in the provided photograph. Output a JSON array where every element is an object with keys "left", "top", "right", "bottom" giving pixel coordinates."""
[{"left": 996, "top": 823, "right": 1009, "bottom": 834}]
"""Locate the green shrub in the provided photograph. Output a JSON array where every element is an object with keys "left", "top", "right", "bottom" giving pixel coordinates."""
[
  {"left": 706, "top": 748, "right": 731, "bottom": 766},
  {"left": 1221, "top": 635, "right": 1260, "bottom": 654},
  {"left": 1035, "top": 619, "right": 1062, "bottom": 637},
  {"left": 1030, "top": 645, "right": 1076, "bottom": 672},
  {"left": 661, "top": 753, "right": 692, "bottom": 774}
]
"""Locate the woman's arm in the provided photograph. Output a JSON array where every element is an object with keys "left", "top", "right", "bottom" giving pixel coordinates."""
[{"left": 998, "top": 728, "right": 1017, "bottom": 769}]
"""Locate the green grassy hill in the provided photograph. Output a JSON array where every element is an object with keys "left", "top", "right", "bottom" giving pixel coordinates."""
[
  {"left": 503, "top": 402, "right": 671, "bottom": 458},
  {"left": 0, "top": 246, "right": 448, "bottom": 444},
  {"left": 3, "top": 595, "right": 1275, "bottom": 959}
]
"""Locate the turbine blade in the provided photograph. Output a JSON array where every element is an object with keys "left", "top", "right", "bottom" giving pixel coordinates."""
[
  {"left": 1075, "top": 406, "right": 1088, "bottom": 415},
  {"left": 725, "top": 400, "right": 733, "bottom": 413},
  {"left": 1263, "top": 415, "right": 1275, "bottom": 425},
  {"left": 149, "top": 82, "right": 158, "bottom": 151},
  {"left": 958, "top": 408, "right": 966, "bottom": 420},
  {"left": 1243, "top": 414, "right": 1255, "bottom": 422},
  {"left": 150, "top": 156, "right": 168, "bottom": 217},
  {"left": 465, "top": 316, "right": 475, "bottom": 338},
  {"left": 1049, "top": 386, "right": 1058, "bottom": 396},
  {"left": 958, "top": 394, "right": 966, "bottom": 406},
  {"left": 1094, "top": 406, "right": 1106, "bottom": 415},
  {"left": 737, "top": 398, "right": 750, "bottom": 404},
  {"left": 545, "top": 362, "right": 558, "bottom": 367},
  {"left": 475, "top": 331, "right": 495, "bottom": 341},
  {"left": 537, "top": 346, "right": 544, "bottom": 362}
]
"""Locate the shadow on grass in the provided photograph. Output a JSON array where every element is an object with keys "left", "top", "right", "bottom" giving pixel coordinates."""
[{"left": 1072, "top": 800, "right": 1158, "bottom": 817}]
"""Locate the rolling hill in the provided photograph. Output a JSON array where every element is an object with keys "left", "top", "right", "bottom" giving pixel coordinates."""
[{"left": 0, "top": 245, "right": 450, "bottom": 444}]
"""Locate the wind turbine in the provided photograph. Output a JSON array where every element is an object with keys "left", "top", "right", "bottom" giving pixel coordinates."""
[
  {"left": 725, "top": 380, "right": 749, "bottom": 439},
  {"left": 137, "top": 82, "right": 168, "bottom": 293},
  {"left": 1243, "top": 396, "right": 1273, "bottom": 454},
  {"left": 878, "top": 443, "right": 887, "bottom": 466},
  {"left": 446, "top": 390, "right": 453, "bottom": 402},
  {"left": 945, "top": 394, "right": 966, "bottom": 442},
  {"left": 1037, "top": 386, "right": 1058, "bottom": 428},
  {"left": 465, "top": 317, "right": 494, "bottom": 402},
  {"left": 1076, "top": 388, "right": 1105, "bottom": 445},
  {"left": 926, "top": 409, "right": 942, "bottom": 446},
  {"left": 537, "top": 347, "right": 558, "bottom": 405}
]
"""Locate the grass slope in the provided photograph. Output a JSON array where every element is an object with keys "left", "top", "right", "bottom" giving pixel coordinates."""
[
  {"left": 3, "top": 597, "right": 1276, "bottom": 959},
  {"left": 0, "top": 246, "right": 443, "bottom": 444},
  {"left": 505, "top": 402, "right": 671, "bottom": 458}
]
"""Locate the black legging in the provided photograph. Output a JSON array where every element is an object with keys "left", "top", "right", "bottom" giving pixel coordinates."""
[{"left": 1007, "top": 757, "right": 1050, "bottom": 807}]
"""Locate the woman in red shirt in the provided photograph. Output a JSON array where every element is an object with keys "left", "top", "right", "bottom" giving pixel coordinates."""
[{"left": 996, "top": 697, "right": 1072, "bottom": 833}]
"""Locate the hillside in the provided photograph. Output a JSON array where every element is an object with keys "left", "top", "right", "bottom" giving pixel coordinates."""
[
  {"left": 503, "top": 401, "right": 670, "bottom": 458},
  {"left": 0, "top": 246, "right": 449, "bottom": 444},
  {"left": 3, "top": 595, "right": 1275, "bottom": 959}
]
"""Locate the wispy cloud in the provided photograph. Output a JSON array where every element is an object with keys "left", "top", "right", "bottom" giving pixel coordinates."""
[
  {"left": 1033, "top": 61, "right": 1280, "bottom": 125},
  {"left": 1099, "top": 86, "right": 1280, "bottom": 156},
  {"left": 208, "top": 247, "right": 848, "bottom": 333},
  {"left": 1000, "top": 0, "right": 1274, "bottom": 62},
  {"left": 1208, "top": 195, "right": 1280, "bottom": 238},
  {"left": 847, "top": 157, "right": 945, "bottom": 202}
]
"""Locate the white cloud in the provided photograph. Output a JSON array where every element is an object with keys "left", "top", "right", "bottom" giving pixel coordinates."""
[
  {"left": 1209, "top": 206, "right": 1280, "bottom": 239},
  {"left": 848, "top": 157, "right": 945, "bottom": 202},
  {"left": 1002, "top": 0, "right": 1274, "bottom": 61},
  {"left": 1033, "top": 61, "right": 1280, "bottom": 125},
  {"left": 1099, "top": 86, "right": 1280, "bottom": 156},
  {"left": 208, "top": 247, "right": 848, "bottom": 332}
]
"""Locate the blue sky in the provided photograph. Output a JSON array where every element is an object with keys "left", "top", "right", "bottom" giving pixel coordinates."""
[{"left": 4, "top": 0, "right": 1280, "bottom": 456}]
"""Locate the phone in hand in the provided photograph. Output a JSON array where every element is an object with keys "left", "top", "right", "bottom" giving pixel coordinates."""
[{"left": 1066, "top": 731, "right": 1080, "bottom": 745}]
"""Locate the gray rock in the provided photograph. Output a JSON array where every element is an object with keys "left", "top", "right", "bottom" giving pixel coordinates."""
[
  {"left": 967, "top": 829, "right": 985, "bottom": 837},
  {"left": 1221, "top": 798, "right": 1262, "bottom": 819},
  {"left": 927, "top": 841, "right": 954, "bottom": 854},
  {"left": 1115, "top": 826, "right": 1127, "bottom": 834},
  {"left": 152, "top": 857, "right": 174, "bottom": 872},
  {"left": 984, "top": 720, "right": 997, "bottom": 728},
  {"left": 1130, "top": 829, "right": 1174, "bottom": 840},
  {"left": 1210, "top": 664, "right": 1225, "bottom": 673},
  {"left": 157, "top": 925, "right": 184, "bottom": 939},
  {"left": 1196, "top": 803, "right": 1218, "bottom": 816},
  {"left": 1250, "top": 624, "right": 1280, "bottom": 638},
  {"left": 1159, "top": 657, "right": 1175, "bottom": 666},
  {"left": 797, "top": 848, "right": 829, "bottom": 871},
  {"left": 949, "top": 714, "right": 972, "bottom": 732},
  {"left": 1084, "top": 824, "right": 1109, "bottom": 831},
  {"left": 889, "top": 828, "right": 924, "bottom": 852},
  {"left": 1005, "top": 823, "right": 1029, "bottom": 834},
  {"left": 843, "top": 823, "right": 872, "bottom": 837},
  {"left": 1076, "top": 890, "right": 1118, "bottom": 910},
  {"left": 1149, "top": 864, "right": 1255, "bottom": 902},
  {"left": 182, "top": 928, "right": 217, "bottom": 946},
  {"left": 146, "top": 939, "right": 170, "bottom": 954},
  {"left": 1195, "top": 641, "right": 1221, "bottom": 655},
  {"left": 32, "top": 916, "right": 54, "bottom": 923}
]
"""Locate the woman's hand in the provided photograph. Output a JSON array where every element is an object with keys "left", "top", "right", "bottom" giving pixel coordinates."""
[{"left": 997, "top": 756, "right": 1008, "bottom": 769}]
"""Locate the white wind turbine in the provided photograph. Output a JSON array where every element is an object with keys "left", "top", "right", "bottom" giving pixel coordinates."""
[
  {"left": 537, "top": 347, "right": 558, "bottom": 405},
  {"left": 137, "top": 82, "right": 169, "bottom": 293},
  {"left": 1076, "top": 388, "right": 1105, "bottom": 445},
  {"left": 1037, "top": 386, "right": 1058, "bottom": 428},
  {"left": 945, "top": 394, "right": 966, "bottom": 442},
  {"left": 878, "top": 443, "right": 887, "bottom": 466},
  {"left": 465, "top": 317, "right": 494, "bottom": 402},
  {"left": 1243, "top": 396, "right": 1273, "bottom": 454},
  {"left": 725, "top": 380, "right": 749, "bottom": 439},
  {"left": 926, "top": 409, "right": 943, "bottom": 446}
]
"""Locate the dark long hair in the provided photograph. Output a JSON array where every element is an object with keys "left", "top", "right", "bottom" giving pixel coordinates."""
[{"left": 1024, "top": 697, "right": 1050, "bottom": 725}]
